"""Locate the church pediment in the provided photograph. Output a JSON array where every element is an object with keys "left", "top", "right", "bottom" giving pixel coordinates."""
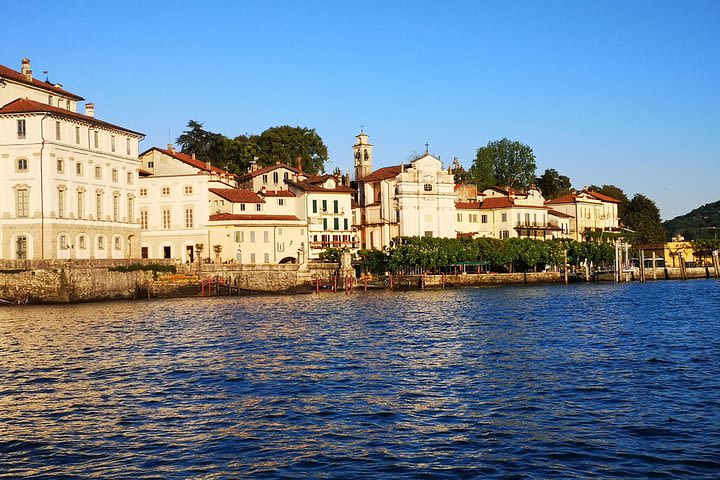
[{"left": 411, "top": 154, "right": 442, "bottom": 172}]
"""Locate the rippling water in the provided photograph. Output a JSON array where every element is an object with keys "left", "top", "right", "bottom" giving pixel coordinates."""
[{"left": 2, "top": 280, "right": 720, "bottom": 478}]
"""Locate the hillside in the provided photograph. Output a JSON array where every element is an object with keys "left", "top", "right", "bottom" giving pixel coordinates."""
[{"left": 663, "top": 200, "right": 720, "bottom": 240}]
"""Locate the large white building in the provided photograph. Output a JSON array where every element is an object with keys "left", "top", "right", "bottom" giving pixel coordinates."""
[{"left": 0, "top": 58, "right": 144, "bottom": 260}]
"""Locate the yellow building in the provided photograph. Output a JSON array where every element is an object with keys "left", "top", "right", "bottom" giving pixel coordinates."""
[{"left": 634, "top": 241, "right": 712, "bottom": 267}]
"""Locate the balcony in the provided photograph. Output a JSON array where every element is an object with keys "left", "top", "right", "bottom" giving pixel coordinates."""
[{"left": 310, "top": 241, "right": 359, "bottom": 250}]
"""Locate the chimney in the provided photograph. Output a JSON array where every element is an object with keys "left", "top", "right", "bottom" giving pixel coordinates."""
[
  {"left": 205, "top": 161, "right": 211, "bottom": 170},
  {"left": 21, "top": 58, "right": 32, "bottom": 81},
  {"left": 296, "top": 156, "right": 302, "bottom": 173},
  {"left": 84, "top": 103, "right": 95, "bottom": 118},
  {"left": 191, "top": 153, "right": 196, "bottom": 160},
  {"left": 167, "top": 144, "right": 175, "bottom": 153}
]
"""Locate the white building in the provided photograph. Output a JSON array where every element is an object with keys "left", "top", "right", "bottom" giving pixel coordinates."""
[
  {"left": 137, "top": 145, "right": 236, "bottom": 261},
  {"left": 0, "top": 58, "right": 144, "bottom": 259},
  {"left": 545, "top": 190, "right": 621, "bottom": 241}
]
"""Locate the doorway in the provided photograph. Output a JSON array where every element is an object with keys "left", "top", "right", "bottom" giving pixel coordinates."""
[
  {"left": 186, "top": 245, "right": 194, "bottom": 263},
  {"left": 163, "top": 246, "right": 172, "bottom": 259}
]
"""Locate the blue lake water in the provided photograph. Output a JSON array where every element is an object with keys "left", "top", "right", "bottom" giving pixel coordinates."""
[{"left": 1, "top": 280, "right": 720, "bottom": 478}]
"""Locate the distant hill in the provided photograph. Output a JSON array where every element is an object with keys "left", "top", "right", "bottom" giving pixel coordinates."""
[{"left": 663, "top": 200, "right": 720, "bottom": 240}]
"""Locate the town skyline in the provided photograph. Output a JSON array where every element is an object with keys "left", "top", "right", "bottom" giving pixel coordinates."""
[{"left": 3, "top": 0, "right": 718, "bottom": 220}]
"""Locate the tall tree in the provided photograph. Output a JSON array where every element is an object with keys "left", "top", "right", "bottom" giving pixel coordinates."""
[
  {"left": 225, "top": 134, "right": 259, "bottom": 173},
  {"left": 465, "top": 152, "right": 495, "bottom": 190},
  {"left": 536, "top": 168, "right": 571, "bottom": 199},
  {"left": 176, "top": 120, "right": 229, "bottom": 165},
  {"left": 473, "top": 138, "right": 536, "bottom": 189},
  {"left": 624, "top": 194, "right": 665, "bottom": 243},
  {"left": 255, "top": 125, "right": 328, "bottom": 174}
]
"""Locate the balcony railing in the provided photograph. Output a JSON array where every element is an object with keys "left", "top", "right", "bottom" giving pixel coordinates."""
[{"left": 310, "top": 241, "right": 359, "bottom": 250}]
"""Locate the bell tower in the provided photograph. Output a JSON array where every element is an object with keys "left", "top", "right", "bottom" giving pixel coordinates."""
[{"left": 353, "top": 129, "right": 373, "bottom": 181}]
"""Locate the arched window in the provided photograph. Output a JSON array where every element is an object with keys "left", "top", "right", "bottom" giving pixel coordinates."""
[{"left": 423, "top": 184, "right": 432, "bottom": 192}]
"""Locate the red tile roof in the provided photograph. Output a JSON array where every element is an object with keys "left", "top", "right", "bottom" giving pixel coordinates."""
[
  {"left": 585, "top": 190, "right": 622, "bottom": 204},
  {"left": 0, "top": 98, "right": 143, "bottom": 136},
  {"left": 481, "top": 197, "right": 514, "bottom": 209},
  {"left": 359, "top": 165, "right": 403, "bottom": 182},
  {"left": 141, "top": 147, "right": 232, "bottom": 176},
  {"left": 236, "top": 162, "right": 300, "bottom": 180},
  {"left": 209, "top": 188, "right": 264, "bottom": 203},
  {"left": 544, "top": 193, "right": 578, "bottom": 205},
  {"left": 456, "top": 201, "right": 481, "bottom": 210},
  {"left": 261, "top": 189, "right": 295, "bottom": 197},
  {"left": 209, "top": 213, "right": 300, "bottom": 222},
  {"left": 0, "top": 63, "right": 84, "bottom": 100},
  {"left": 545, "top": 190, "right": 622, "bottom": 205},
  {"left": 286, "top": 179, "right": 355, "bottom": 194}
]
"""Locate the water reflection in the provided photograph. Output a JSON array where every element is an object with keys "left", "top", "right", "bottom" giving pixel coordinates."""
[{"left": 1, "top": 281, "right": 720, "bottom": 478}]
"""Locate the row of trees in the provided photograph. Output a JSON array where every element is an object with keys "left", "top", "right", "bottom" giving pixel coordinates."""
[
  {"left": 176, "top": 121, "right": 329, "bottom": 175},
  {"left": 355, "top": 236, "right": 616, "bottom": 275}
]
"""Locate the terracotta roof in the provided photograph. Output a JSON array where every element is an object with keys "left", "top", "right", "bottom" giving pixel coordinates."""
[
  {"left": 359, "top": 165, "right": 402, "bottom": 182},
  {"left": 456, "top": 201, "right": 481, "bottom": 210},
  {"left": 141, "top": 147, "right": 232, "bottom": 176},
  {"left": 236, "top": 162, "right": 299, "bottom": 180},
  {"left": 261, "top": 189, "right": 295, "bottom": 197},
  {"left": 209, "top": 188, "right": 264, "bottom": 203},
  {"left": 585, "top": 190, "right": 622, "bottom": 204},
  {"left": 285, "top": 179, "right": 355, "bottom": 194},
  {"left": 548, "top": 209, "right": 573, "bottom": 218},
  {"left": 0, "top": 63, "right": 84, "bottom": 100},
  {"left": 0, "top": 98, "right": 144, "bottom": 136},
  {"left": 481, "top": 197, "right": 514, "bottom": 209},
  {"left": 545, "top": 193, "right": 578, "bottom": 205},
  {"left": 209, "top": 213, "right": 300, "bottom": 222}
]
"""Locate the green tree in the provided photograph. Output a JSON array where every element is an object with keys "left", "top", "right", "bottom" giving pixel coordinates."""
[
  {"left": 255, "top": 125, "right": 328, "bottom": 174},
  {"left": 465, "top": 152, "right": 495, "bottom": 189},
  {"left": 625, "top": 194, "right": 665, "bottom": 243},
  {"left": 176, "top": 120, "right": 229, "bottom": 165},
  {"left": 473, "top": 138, "right": 536, "bottom": 189},
  {"left": 536, "top": 168, "right": 571, "bottom": 199},
  {"left": 225, "top": 134, "right": 259, "bottom": 173}
]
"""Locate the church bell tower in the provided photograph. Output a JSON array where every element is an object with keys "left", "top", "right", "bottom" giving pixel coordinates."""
[{"left": 353, "top": 130, "right": 373, "bottom": 181}]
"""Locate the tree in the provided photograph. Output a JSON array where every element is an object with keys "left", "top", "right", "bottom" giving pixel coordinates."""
[
  {"left": 225, "top": 134, "right": 259, "bottom": 174},
  {"left": 465, "top": 152, "right": 495, "bottom": 189},
  {"left": 176, "top": 120, "right": 229, "bottom": 165},
  {"left": 473, "top": 138, "right": 536, "bottom": 189},
  {"left": 536, "top": 168, "right": 571, "bottom": 199},
  {"left": 255, "top": 125, "right": 328, "bottom": 174},
  {"left": 624, "top": 194, "right": 665, "bottom": 244}
]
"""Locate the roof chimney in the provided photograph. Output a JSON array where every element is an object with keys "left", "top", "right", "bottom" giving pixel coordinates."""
[
  {"left": 191, "top": 152, "right": 196, "bottom": 160},
  {"left": 296, "top": 156, "right": 302, "bottom": 173},
  {"left": 21, "top": 58, "right": 32, "bottom": 81},
  {"left": 205, "top": 161, "right": 211, "bottom": 170},
  {"left": 167, "top": 144, "right": 175, "bottom": 154},
  {"left": 84, "top": 103, "right": 95, "bottom": 118}
]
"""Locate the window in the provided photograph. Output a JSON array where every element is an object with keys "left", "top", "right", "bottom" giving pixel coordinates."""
[
  {"left": 240, "top": 204, "right": 246, "bottom": 211},
  {"left": 278, "top": 198, "right": 285, "bottom": 206},
  {"left": 55, "top": 121, "right": 61, "bottom": 140},
  {"left": 262, "top": 174, "right": 268, "bottom": 183},
  {"left": 424, "top": 230, "right": 433, "bottom": 237},
  {"left": 322, "top": 200, "right": 327, "bottom": 212},
  {"left": 111, "top": 135, "right": 116, "bottom": 152},
  {"left": 48, "top": 95, "right": 53, "bottom": 105},
  {"left": 139, "top": 188, "right": 148, "bottom": 197},
  {"left": 16, "top": 236, "right": 27, "bottom": 260},
  {"left": 127, "top": 172, "right": 133, "bottom": 184},
  {"left": 112, "top": 169, "right": 118, "bottom": 182},
  {"left": 96, "top": 191, "right": 103, "bottom": 220},
  {"left": 113, "top": 195, "right": 119, "bottom": 221},
  {"left": 58, "top": 188, "right": 66, "bottom": 218},
  {"left": 501, "top": 213, "right": 507, "bottom": 222},
  {"left": 284, "top": 172, "right": 289, "bottom": 180},
  {"left": 525, "top": 213, "right": 530, "bottom": 225},
  {"left": 481, "top": 214, "right": 488, "bottom": 224},
  {"left": 57, "top": 159, "right": 64, "bottom": 173},
  {"left": 147, "top": 161, "right": 154, "bottom": 168},
  {"left": 126, "top": 138, "right": 131, "bottom": 156},
  {"left": 273, "top": 172, "right": 279, "bottom": 183},
  {"left": 277, "top": 242, "right": 285, "bottom": 252},
  {"left": 140, "top": 210, "right": 148, "bottom": 230},
  {"left": 457, "top": 214, "right": 462, "bottom": 222},
  {"left": 185, "top": 208, "right": 194, "bottom": 228},
  {"left": 323, "top": 218, "right": 328, "bottom": 230},
  {"left": 17, "top": 119, "right": 26, "bottom": 139},
  {"left": 516, "top": 213, "right": 521, "bottom": 225},
  {"left": 333, "top": 218, "right": 339, "bottom": 230},
  {"left": 256, "top": 204, "right": 261, "bottom": 211},
  {"left": 127, "top": 196, "right": 134, "bottom": 222},
  {"left": 250, "top": 231, "right": 256, "bottom": 243},
  {"left": 17, "top": 158, "right": 28, "bottom": 172},
  {"left": 162, "top": 209, "right": 171, "bottom": 229},
  {"left": 78, "top": 235, "right": 86, "bottom": 250},
  {"left": 250, "top": 253, "right": 256, "bottom": 263},
  {"left": 114, "top": 236, "right": 121, "bottom": 251},
  {"left": 75, "top": 126, "right": 80, "bottom": 144},
  {"left": 77, "top": 190, "right": 85, "bottom": 219},
  {"left": 344, "top": 218, "right": 348, "bottom": 230},
  {"left": 16, "top": 188, "right": 29, "bottom": 217},
  {"left": 424, "top": 184, "right": 432, "bottom": 192},
  {"left": 263, "top": 230, "right": 269, "bottom": 243},
  {"left": 184, "top": 185, "right": 193, "bottom": 195},
  {"left": 333, "top": 200, "right": 339, "bottom": 213},
  {"left": 60, "top": 235, "right": 68, "bottom": 250},
  {"left": 76, "top": 162, "right": 83, "bottom": 175},
  {"left": 469, "top": 214, "right": 477, "bottom": 223},
  {"left": 500, "top": 230, "right": 510, "bottom": 239},
  {"left": 95, "top": 165, "right": 102, "bottom": 179},
  {"left": 278, "top": 228, "right": 283, "bottom": 235},
  {"left": 234, "top": 231, "right": 244, "bottom": 243},
  {"left": 312, "top": 200, "right": 317, "bottom": 213},
  {"left": 97, "top": 236, "right": 105, "bottom": 250},
  {"left": 66, "top": 100, "right": 71, "bottom": 110},
  {"left": 93, "top": 131, "right": 99, "bottom": 148},
  {"left": 264, "top": 253, "right": 270, "bottom": 263},
  {"left": 161, "top": 186, "right": 170, "bottom": 196}
]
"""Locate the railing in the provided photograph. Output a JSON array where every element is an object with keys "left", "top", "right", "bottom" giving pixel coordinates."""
[{"left": 310, "top": 241, "right": 359, "bottom": 249}]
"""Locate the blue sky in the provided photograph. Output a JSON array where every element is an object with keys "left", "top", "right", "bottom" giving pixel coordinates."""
[{"left": 2, "top": 0, "right": 718, "bottom": 219}]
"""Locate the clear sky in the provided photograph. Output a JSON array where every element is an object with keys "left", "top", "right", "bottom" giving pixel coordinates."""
[{"left": 2, "top": 0, "right": 718, "bottom": 219}]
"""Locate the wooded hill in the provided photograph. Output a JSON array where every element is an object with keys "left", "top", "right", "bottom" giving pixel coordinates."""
[{"left": 663, "top": 200, "right": 720, "bottom": 240}]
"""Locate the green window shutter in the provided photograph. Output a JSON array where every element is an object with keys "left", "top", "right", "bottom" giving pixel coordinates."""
[{"left": 312, "top": 199, "right": 317, "bottom": 213}]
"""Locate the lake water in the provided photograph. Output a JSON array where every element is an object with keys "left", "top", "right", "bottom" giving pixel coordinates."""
[{"left": 1, "top": 280, "right": 720, "bottom": 478}]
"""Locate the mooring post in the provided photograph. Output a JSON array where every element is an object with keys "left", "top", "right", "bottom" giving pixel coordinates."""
[
  {"left": 564, "top": 249, "right": 568, "bottom": 285},
  {"left": 652, "top": 251, "right": 657, "bottom": 280}
]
